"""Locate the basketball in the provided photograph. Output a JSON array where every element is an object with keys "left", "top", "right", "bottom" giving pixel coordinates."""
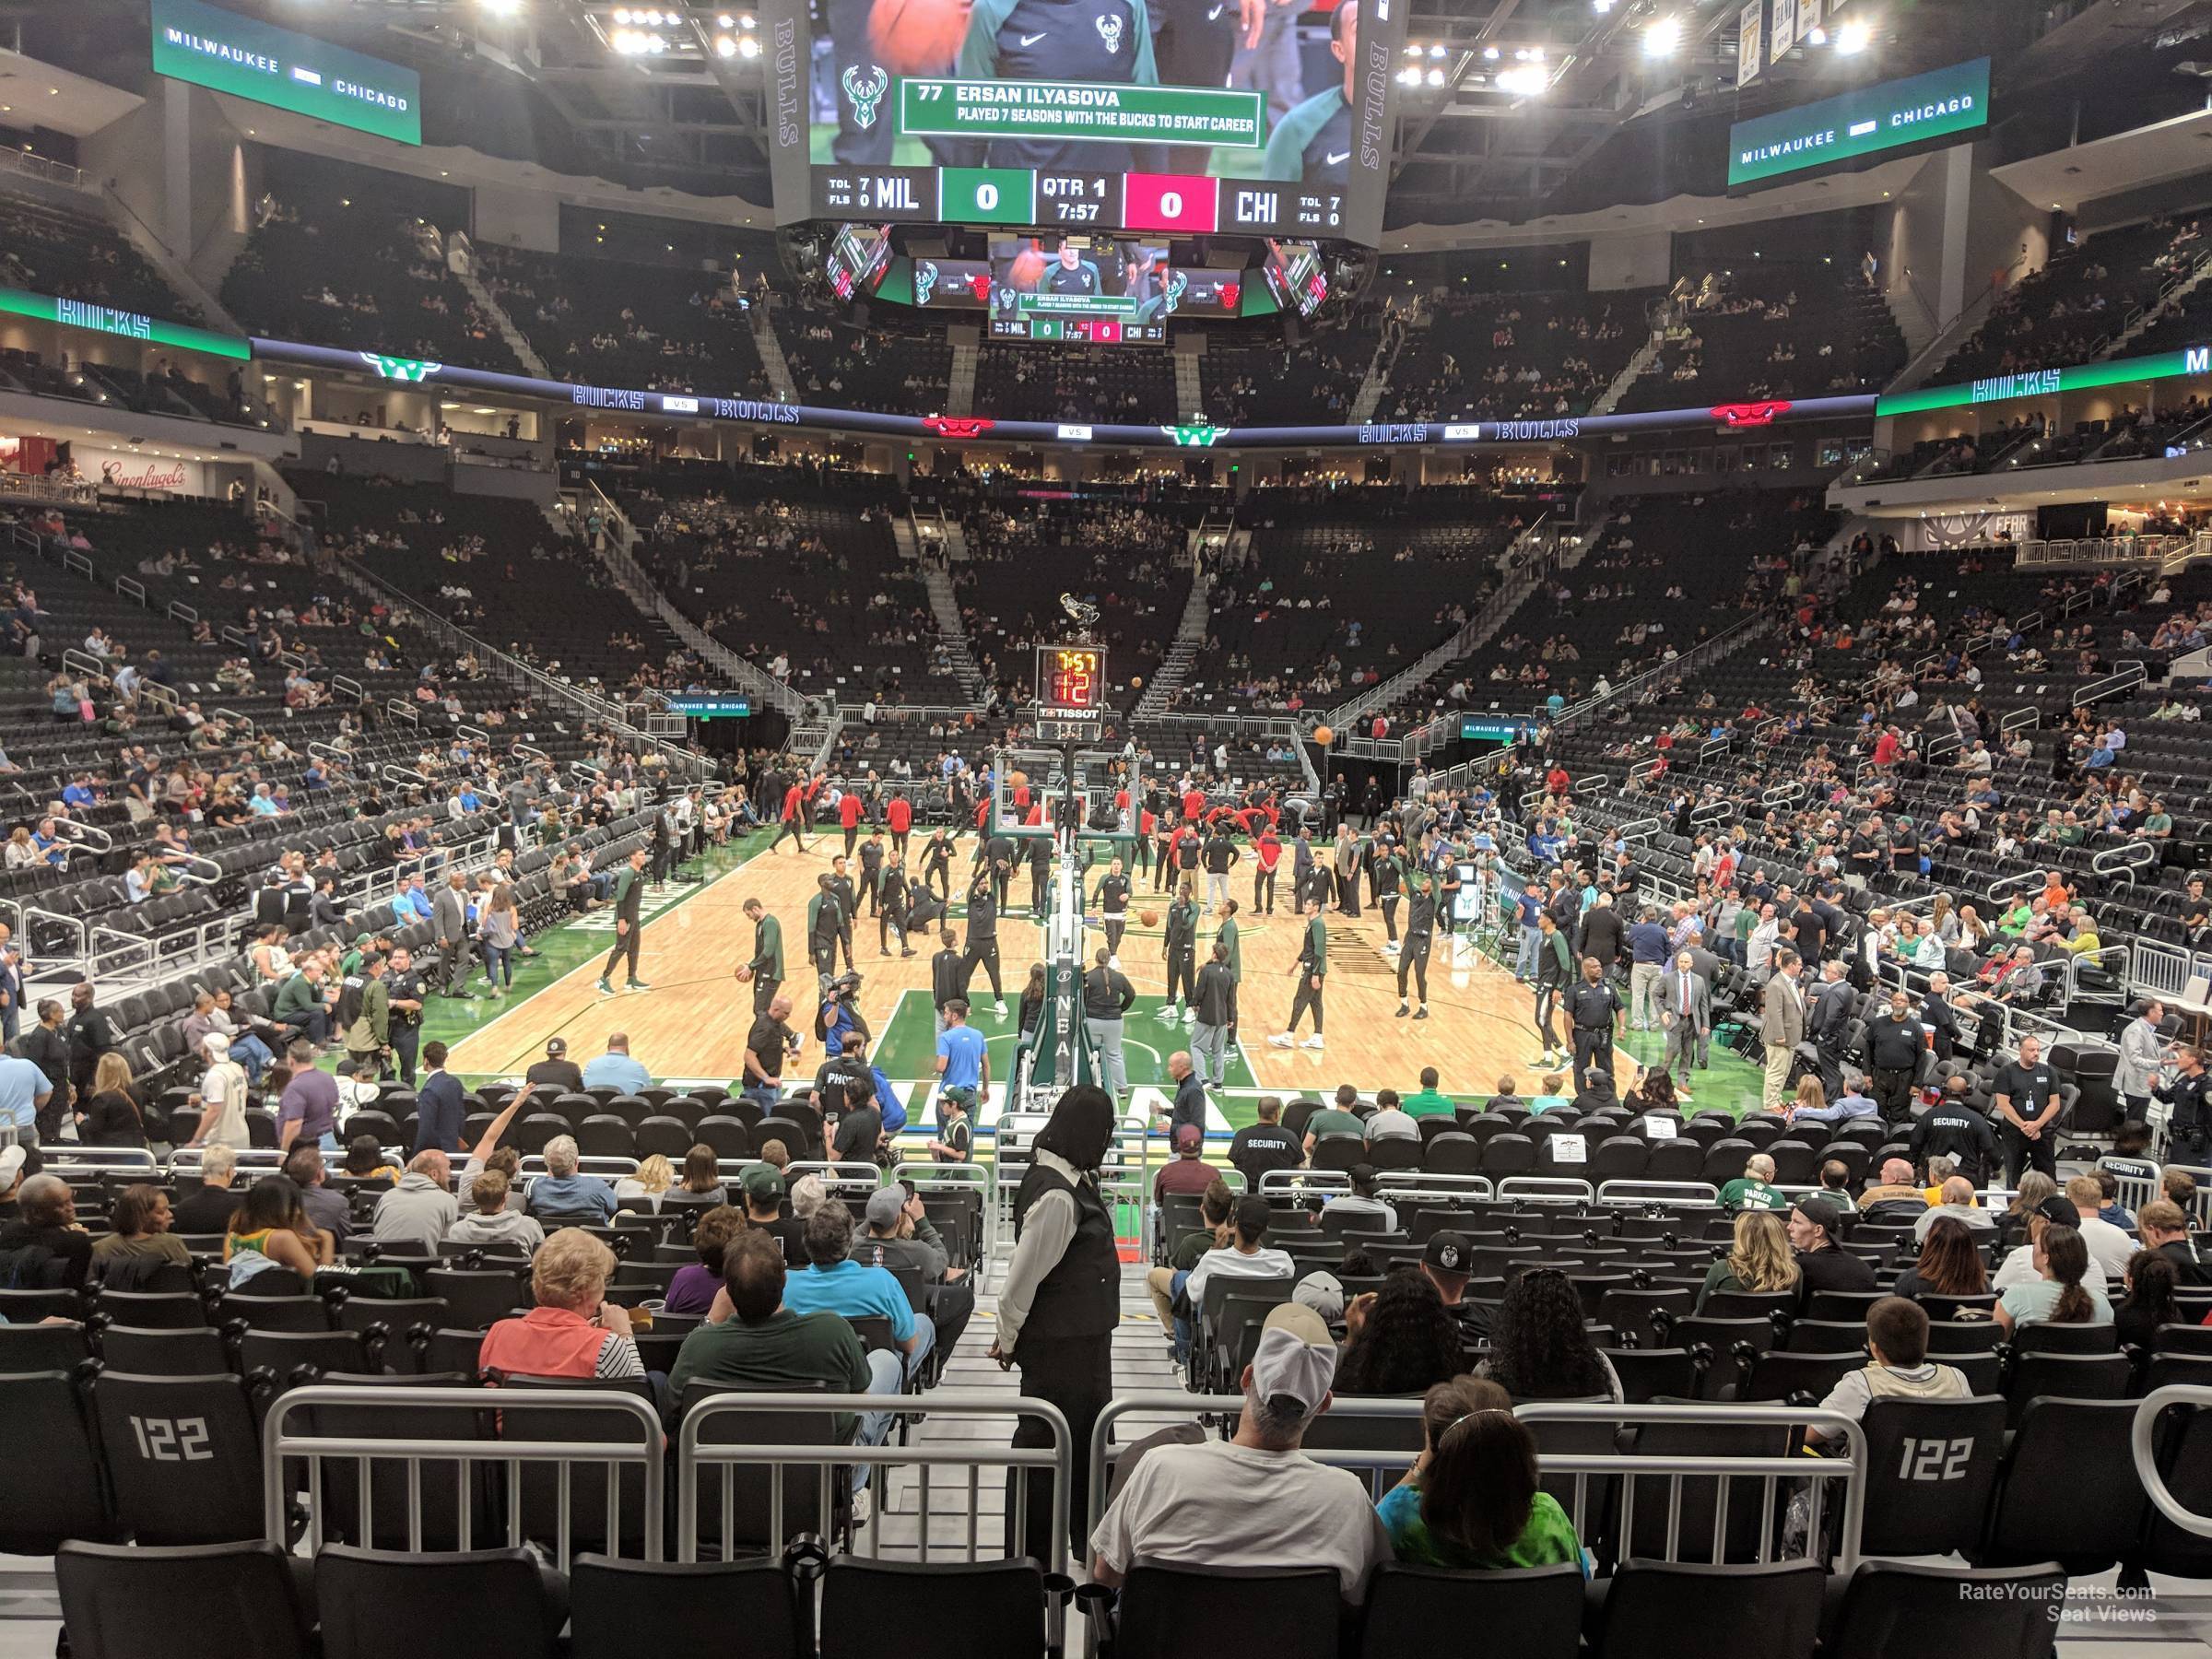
[
  {"left": 1009, "top": 769, "right": 1027, "bottom": 788},
  {"left": 866, "top": 0, "right": 970, "bottom": 75},
  {"left": 1007, "top": 247, "right": 1049, "bottom": 292},
  {"left": 1312, "top": 724, "right": 1335, "bottom": 747},
  {"left": 1130, "top": 676, "right": 1144, "bottom": 688},
  {"left": 1139, "top": 909, "right": 1159, "bottom": 927}
]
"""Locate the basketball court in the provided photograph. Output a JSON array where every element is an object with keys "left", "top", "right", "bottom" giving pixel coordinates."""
[{"left": 422, "top": 822, "right": 1772, "bottom": 1135}]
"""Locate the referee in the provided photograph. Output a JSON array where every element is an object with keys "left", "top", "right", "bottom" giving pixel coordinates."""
[{"left": 1566, "top": 955, "right": 1624, "bottom": 1096}]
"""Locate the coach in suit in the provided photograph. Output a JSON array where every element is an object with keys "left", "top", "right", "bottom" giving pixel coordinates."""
[
  {"left": 432, "top": 873, "right": 476, "bottom": 997},
  {"left": 1656, "top": 950, "right": 1712, "bottom": 1095},
  {"left": 1761, "top": 951, "right": 1806, "bottom": 1109},
  {"left": 1807, "top": 959, "right": 1856, "bottom": 1094}
]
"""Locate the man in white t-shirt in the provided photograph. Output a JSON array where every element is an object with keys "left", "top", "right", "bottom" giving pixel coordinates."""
[
  {"left": 1091, "top": 1301, "right": 1390, "bottom": 1601},
  {"left": 1992, "top": 1196, "right": 2111, "bottom": 1293},
  {"left": 2064, "top": 1175, "right": 2138, "bottom": 1283},
  {"left": 1183, "top": 1196, "right": 1296, "bottom": 1312}
]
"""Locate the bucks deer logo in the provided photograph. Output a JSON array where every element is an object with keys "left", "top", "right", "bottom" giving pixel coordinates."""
[
  {"left": 914, "top": 260, "right": 940, "bottom": 305},
  {"left": 1164, "top": 270, "right": 1188, "bottom": 313},
  {"left": 1095, "top": 13, "right": 1123, "bottom": 52},
  {"left": 841, "top": 64, "right": 888, "bottom": 129}
]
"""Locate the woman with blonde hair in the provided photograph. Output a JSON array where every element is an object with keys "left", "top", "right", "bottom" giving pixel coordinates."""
[
  {"left": 3, "top": 826, "right": 39, "bottom": 871},
  {"left": 77, "top": 1051, "right": 148, "bottom": 1147},
  {"left": 614, "top": 1153, "right": 677, "bottom": 1208},
  {"left": 1697, "top": 1209, "right": 1801, "bottom": 1309},
  {"left": 476, "top": 1227, "right": 645, "bottom": 1380}
]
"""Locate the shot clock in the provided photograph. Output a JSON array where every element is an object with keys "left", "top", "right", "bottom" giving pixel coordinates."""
[{"left": 1037, "top": 644, "right": 1108, "bottom": 715}]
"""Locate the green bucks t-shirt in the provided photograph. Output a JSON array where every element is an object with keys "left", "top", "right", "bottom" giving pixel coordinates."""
[
  {"left": 1718, "top": 1178, "right": 1789, "bottom": 1213},
  {"left": 1401, "top": 1088, "right": 1456, "bottom": 1119}
]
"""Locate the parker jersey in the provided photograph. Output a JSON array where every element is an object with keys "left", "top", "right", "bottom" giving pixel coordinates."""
[
  {"left": 959, "top": 0, "right": 1159, "bottom": 172},
  {"left": 1261, "top": 87, "right": 1351, "bottom": 187}
]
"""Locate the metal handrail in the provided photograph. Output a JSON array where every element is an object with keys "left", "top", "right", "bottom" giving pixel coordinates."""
[
  {"left": 2134, "top": 1385, "right": 2212, "bottom": 1539},
  {"left": 677, "top": 1390, "right": 1073, "bottom": 1571},
  {"left": 263, "top": 1384, "right": 665, "bottom": 1568}
]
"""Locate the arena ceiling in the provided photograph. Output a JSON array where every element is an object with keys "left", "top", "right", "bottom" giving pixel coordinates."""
[{"left": 6, "top": 0, "right": 2206, "bottom": 224}]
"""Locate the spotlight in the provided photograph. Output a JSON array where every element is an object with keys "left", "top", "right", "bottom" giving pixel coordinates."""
[
  {"left": 1836, "top": 17, "right": 1873, "bottom": 53},
  {"left": 737, "top": 32, "right": 760, "bottom": 54},
  {"left": 715, "top": 32, "right": 737, "bottom": 53},
  {"left": 1496, "top": 63, "right": 1547, "bottom": 95},
  {"left": 1642, "top": 15, "right": 1681, "bottom": 56},
  {"left": 1425, "top": 66, "right": 1444, "bottom": 85}
]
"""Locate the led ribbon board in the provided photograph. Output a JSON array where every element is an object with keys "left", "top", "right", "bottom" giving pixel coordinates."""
[
  {"left": 152, "top": 0, "right": 422, "bottom": 146},
  {"left": 1877, "top": 344, "right": 2212, "bottom": 418},
  {"left": 1727, "top": 56, "right": 1988, "bottom": 187},
  {"left": 666, "top": 695, "right": 755, "bottom": 718},
  {"left": 0, "top": 287, "right": 250, "bottom": 359}
]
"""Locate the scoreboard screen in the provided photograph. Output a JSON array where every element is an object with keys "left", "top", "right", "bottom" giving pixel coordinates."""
[
  {"left": 988, "top": 236, "right": 1165, "bottom": 342},
  {"left": 1037, "top": 644, "right": 1108, "bottom": 713},
  {"left": 761, "top": 0, "right": 1406, "bottom": 246}
]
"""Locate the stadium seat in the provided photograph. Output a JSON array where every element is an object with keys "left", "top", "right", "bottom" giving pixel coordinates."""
[
  {"left": 1857, "top": 1395, "right": 2008, "bottom": 1558},
  {"left": 1823, "top": 1561, "right": 2065, "bottom": 1659},
  {"left": 1095, "top": 1561, "right": 1343, "bottom": 1659},
  {"left": 1590, "top": 1559, "right": 1824, "bottom": 1659},
  {"left": 89, "top": 1371, "right": 266, "bottom": 1544},
  {"left": 570, "top": 1555, "right": 805, "bottom": 1659},
  {"left": 315, "top": 1545, "right": 568, "bottom": 1659},
  {"left": 55, "top": 1540, "right": 317, "bottom": 1659},
  {"left": 1357, "top": 1563, "right": 1583, "bottom": 1659}
]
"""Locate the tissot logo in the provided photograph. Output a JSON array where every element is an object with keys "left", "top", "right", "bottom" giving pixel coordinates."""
[{"left": 358, "top": 353, "right": 441, "bottom": 382}]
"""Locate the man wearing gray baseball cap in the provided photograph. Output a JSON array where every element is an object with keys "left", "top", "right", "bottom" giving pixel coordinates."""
[{"left": 1089, "top": 1301, "right": 1391, "bottom": 1601}]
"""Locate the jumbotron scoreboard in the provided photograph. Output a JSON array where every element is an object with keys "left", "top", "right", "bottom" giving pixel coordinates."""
[
  {"left": 818, "top": 163, "right": 1350, "bottom": 241},
  {"left": 762, "top": 0, "right": 1406, "bottom": 247}
]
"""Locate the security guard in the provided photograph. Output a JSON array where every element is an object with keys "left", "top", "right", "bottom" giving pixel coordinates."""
[
  {"left": 2156, "top": 1046, "right": 2212, "bottom": 1166},
  {"left": 1908, "top": 1079, "right": 1998, "bottom": 1185},
  {"left": 1864, "top": 989, "right": 1928, "bottom": 1127},
  {"left": 1992, "top": 1033, "right": 2062, "bottom": 1186},
  {"left": 1565, "top": 954, "right": 1624, "bottom": 1096}
]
